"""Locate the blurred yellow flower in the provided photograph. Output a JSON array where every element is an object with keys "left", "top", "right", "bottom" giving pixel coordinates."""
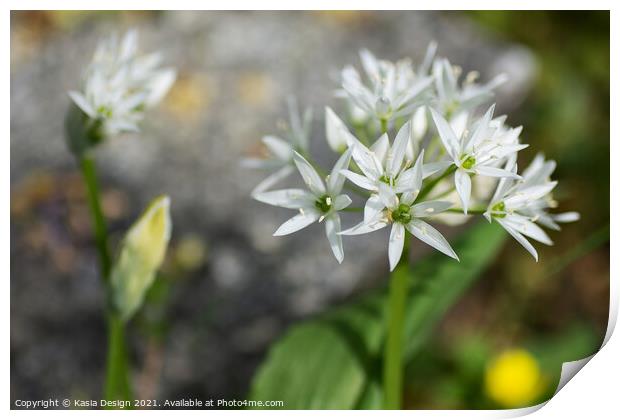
[{"left": 484, "top": 349, "right": 545, "bottom": 408}]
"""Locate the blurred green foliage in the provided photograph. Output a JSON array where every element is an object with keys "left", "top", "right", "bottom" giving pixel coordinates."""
[{"left": 249, "top": 222, "right": 506, "bottom": 409}]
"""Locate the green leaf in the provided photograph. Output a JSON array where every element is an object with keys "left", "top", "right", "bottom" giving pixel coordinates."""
[
  {"left": 249, "top": 222, "right": 506, "bottom": 409},
  {"left": 111, "top": 195, "right": 172, "bottom": 322}
]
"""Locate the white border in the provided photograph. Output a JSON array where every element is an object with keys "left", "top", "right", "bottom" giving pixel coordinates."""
[{"left": 4, "top": 2, "right": 616, "bottom": 418}]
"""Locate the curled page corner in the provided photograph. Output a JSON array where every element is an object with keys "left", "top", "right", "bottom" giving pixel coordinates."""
[{"left": 550, "top": 281, "right": 617, "bottom": 398}]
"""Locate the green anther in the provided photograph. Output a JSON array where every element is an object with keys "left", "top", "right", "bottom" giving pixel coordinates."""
[
  {"left": 461, "top": 155, "right": 476, "bottom": 170},
  {"left": 491, "top": 201, "right": 506, "bottom": 218},
  {"left": 97, "top": 106, "right": 113, "bottom": 119},
  {"left": 315, "top": 195, "right": 332, "bottom": 213},
  {"left": 391, "top": 203, "right": 412, "bottom": 224}
]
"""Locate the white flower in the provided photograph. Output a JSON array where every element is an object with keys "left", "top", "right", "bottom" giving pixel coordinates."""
[
  {"left": 243, "top": 98, "right": 313, "bottom": 194},
  {"left": 68, "top": 30, "right": 176, "bottom": 137},
  {"left": 484, "top": 155, "right": 579, "bottom": 261},
  {"left": 253, "top": 150, "right": 353, "bottom": 263},
  {"left": 325, "top": 106, "right": 357, "bottom": 153},
  {"left": 432, "top": 57, "right": 507, "bottom": 118},
  {"left": 340, "top": 155, "right": 458, "bottom": 271},
  {"left": 340, "top": 49, "right": 434, "bottom": 124},
  {"left": 430, "top": 104, "right": 526, "bottom": 213},
  {"left": 340, "top": 120, "right": 444, "bottom": 195}
]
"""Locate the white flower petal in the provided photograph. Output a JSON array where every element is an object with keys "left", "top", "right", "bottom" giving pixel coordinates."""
[
  {"left": 378, "top": 182, "right": 398, "bottom": 209},
  {"left": 503, "top": 214, "right": 553, "bottom": 246},
  {"left": 411, "top": 200, "right": 453, "bottom": 217},
  {"left": 333, "top": 194, "right": 352, "bottom": 211},
  {"left": 430, "top": 107, "right": 460, "bottom": 162},
  {"left": 274, "top": 210, "right": 320, "bottom": 236},
  {"left": 406, "top": 219, "right": 459, "bottom": 261},
  {"left": 497, "top": 219, "right": 539, "bottom": 261},
  {"left": 325, "top": 106, "right": 355, "bottom": 152},
  {"left": 325, "top": 214, "right": 344, "bottom": 263},
  {"left": 339, "top": 215, "right": 388, "bottom": 236},
  {"left": 340, "top": 169, "right": 377, "bottom": 191},
  {"left": 370, "top": 132, "right": 390, "bottom": 166},
  {"left": 364, "top": 194, "right": 385, "bottom": 222},
  {"left": 454, "top": 169, "right": 472, "bottom": 214},
  {"left": 293, "top": 152, "right": 326, "bottom": 195},
  {"left": 263, "top": 136, "right": 294, "bottom": 161},
  {"left": 351, "top": 142, "right": 383, "bottom": 180},
  {"left": 145, "top": 68, "right": 176, "bottom": 106},
  {"left": 328, "top": 148, "right": 353, "bottom": 194},
  {"left": 395, "top": 150, "right": 425, "bottom": 195},
  {"left": 388, "top": 223, "right": 406, "bottom": 271},
  {"left": 388, "top": 121, "right": 411, "bottom": 178},
  {"left": 553, "top": 212, "right": 580, "bottom": 223},
  {"left": 68, "top": 91, "right": 96, "bottom": 117},
  {"left": 464, "top": 104, "right": 495, "bottom": 151},
  {"left": 475, "top": 166, "right": 522, "bottom": 179},
  {"left": 253, "top": 188, "right": 314, "bottom": 209},
  {"left": 422, "top": 161, "right": 452, "bottom": 178}
]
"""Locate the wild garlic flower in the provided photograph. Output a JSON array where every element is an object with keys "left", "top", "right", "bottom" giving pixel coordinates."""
[
  {"left": 246, "top": 43, "right": 578, "bottom": 269},
  {"left": 339, "top": 49, "right": 434, "bottom": 125},
  {"left": 340, "top": 121, "right": 443, "bottom": 195},
  {"left": 340, "top": 157, "right": 458, "bottom": 271},
  {"left": 484, "top": 155, "right": 579, "bottom": 261},
  {"left": 430, "top": 105, "right": 526, "bottom": 213},
  {"left": 254, "top": 151, "right": 353, "bottom": 263},
  {"left": 243, "top": 99, "right": 313, "bottom": 194},
  {"left": 68, "top": 30, "right": 176, "bottom": 138},
  {"left": 432, "top": 56, "right": 507, "bottom": 119}
]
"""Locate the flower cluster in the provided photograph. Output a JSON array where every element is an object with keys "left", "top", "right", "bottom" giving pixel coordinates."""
[
  {"left": 246, "top": 44, "right": 578, "bottom": 270},
  {"left": 68, "top": 30, "right": 176, "bottom": 138}
]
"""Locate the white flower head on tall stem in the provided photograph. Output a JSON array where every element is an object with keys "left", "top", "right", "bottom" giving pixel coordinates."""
[
  {"left": 68, "top": 30, "right": 176, "bottom": 137},
  {"left": 243, "top": 98, "right": 313, "bottom": 194},
  {"left": 340, "top": 152, "right": 458, "bottom": 271},
  {"left": 253, "top": 150, "right": 353, "bottom": 263},
  {"left": 340, "top": 49, "right": 434, "bottom": 125},
  {"left": 484, "top": 156, "right": 579, "bottom": 261},
  {"left": 430, "top": 104, "right": 526, "bottom": 213}
]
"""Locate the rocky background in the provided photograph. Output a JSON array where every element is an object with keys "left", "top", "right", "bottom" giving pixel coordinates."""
[{"left": 10, "top": 11, "right": 609, "bottom": 408}]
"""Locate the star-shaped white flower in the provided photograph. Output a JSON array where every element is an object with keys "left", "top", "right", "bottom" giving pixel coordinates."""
[
  {"left": 484, "top": 156, "right": 579, "bottom": 261},
  {"left": 340, "top": 120, "right": 445, "bottom": 196},
  {"left": 68, "top": 30, "right": 176, "bottom": 137},
  {"left": 430, "top": 104, "right": 526, "bottom": 213},
  {"left": 339, "top": 48, "right": 434, "bottom": 125},
  {"left": 253, "top": 150, "right": 353, "bottom": 263},
  {"left": 340, "top": 153, "right": 458, "bottom": 271},
  {"left": 432, "top": 57, "right": 507, "bottom": 118},
  {"left": 243, "top": 98, "right": 313, "bottom": 194}
]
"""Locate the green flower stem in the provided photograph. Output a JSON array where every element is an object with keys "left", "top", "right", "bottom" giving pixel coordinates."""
[
  {"left": 79, "top": 155, "right": 132, "bottom": 405},
  {"left": 340, "top": 206, "right": 364, "bottom": 213},
  {"left": 383, "top": 235, "right": 411, "bottom": 409},
  {"left": 417, "top": 165, "right": 457, "bottom": 202},
  {"left": 380, "top": 118, "right": 388, "bottom": 134},
  {"left": 104, "top": 313, "right": 132, "bottom": 405},
  {"left": 80, "top": 156, "right": 112, "bottom": 280},
  {"left": 446, "top": 208, "right": 486, "bottom": 215}
]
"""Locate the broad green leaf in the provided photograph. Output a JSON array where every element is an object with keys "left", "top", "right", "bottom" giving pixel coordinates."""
[
  {"left": 111, "top": 195, "right": 172, "bottom": 322},
  {"left": 249, "top": 222, "right": 506, "bottom": 409}
]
